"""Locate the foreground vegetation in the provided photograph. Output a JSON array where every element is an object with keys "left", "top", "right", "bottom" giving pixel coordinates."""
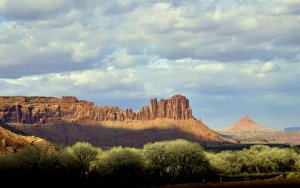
[{"left": 0, "top": 139, "right": 299, "bottom": 186}]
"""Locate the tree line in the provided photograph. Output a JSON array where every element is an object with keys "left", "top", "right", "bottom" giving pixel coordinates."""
[{"left": 0, "top": 139, "right": 299, "bottom": 186}]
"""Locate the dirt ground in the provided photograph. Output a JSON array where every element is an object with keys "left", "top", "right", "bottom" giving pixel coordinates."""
[{"left": 153, "top": 179, "right": 300, "bottom": 188}]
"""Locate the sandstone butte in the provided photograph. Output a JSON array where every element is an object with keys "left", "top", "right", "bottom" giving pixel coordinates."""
[{"left": 0, "top": 95, "right": 193, "bottom": 124}]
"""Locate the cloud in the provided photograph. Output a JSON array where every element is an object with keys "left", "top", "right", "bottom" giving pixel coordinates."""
[
  {"left": 1, "top": 59, "right": 300, "bottom": 129},
  {"left": 0, "top": 0, "right": 300, "bottom": 129},
  {"left": 268, "top": 0, "right": 300, "bottom": 15},
  {"left": 260, "top": 62, "right": 280, "bottom": 73},
  {"left": 101, "top": 48, "right": 147, "bottom": 68},
  {"left": 1, "top": 0, "right": 300, "bottom": 77},
  {"left": 2, "top": 59, "right": 299, "bottom": 97},
  {"left": 103, "top": 0, "right": 139, "bottom": 15},
  {"left": 0, "top": 0, "right": 71, "bottom": 20}
]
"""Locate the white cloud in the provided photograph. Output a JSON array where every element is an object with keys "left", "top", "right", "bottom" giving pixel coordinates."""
[
  {"left": 1, "top": 0, "right": 300, "bottom": 77},
  {"left": 102, "top": 48, "right": 143, "bottom": 68},
  {"left": 194, "top": 64, "right": 226, "bottom": 72},
  {"left": 0, "top": 0, "right": 300, "bottom": 129},
  {"left": 1, "top": 59, "right": 298, "bottom": 97},
  {"left": 1, "top": 58, "right": 300, "bottom": 129},
  {"left": 48, "top": 41, "right": 99, "bottom": 62},
  {"left": 261, "top": 62, "right": 280, "bottom": 73}
]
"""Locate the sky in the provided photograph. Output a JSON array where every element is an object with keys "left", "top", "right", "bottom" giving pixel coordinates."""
[{"left": 0, "top": 0, "right": 300, "bottom": 130}]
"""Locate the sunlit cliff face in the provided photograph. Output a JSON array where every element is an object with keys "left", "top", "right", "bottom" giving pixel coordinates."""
[
  {"left": 0, "top": 95, "right": 193, "bottom": 124},
  {"left": 0, "top": 0, "right": 300, "bottom": 129}
]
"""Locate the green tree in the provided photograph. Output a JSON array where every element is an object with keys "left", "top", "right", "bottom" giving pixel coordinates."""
[
  {"left": 207, "top": 150, "right": 242, "bottom": 175},
  {"left": 295, "top": 154, "right": 300, "bottom": 171},
  {"left": 63, "top": 142, "right": 101, "bottom": 177},
  {"left": 270, "top": 148, "right": 297, "bottom": 172},
  {"left": 144, "top": 139, "right": 210, "bottom": 181},
  {"left": 238, "top": 146, "right": 269, "bottom": 173},
  {"left": 0, "top": 145, "right": 62, "bottom": 178},
  {"left": 94, "top": 147, "right": 144, "bottom": 184},
  {"left": 15, "top": 145, "right": 60, "bottom": 170},
  {"left": 240, "top": 146, "right": 298, "bottom": 173}
]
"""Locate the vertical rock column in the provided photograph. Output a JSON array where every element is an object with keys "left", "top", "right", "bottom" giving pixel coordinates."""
[
  {"left": 149, "top": 98, "right": 158, "bottom": 120},
  {"left": 143, "top": 95, "right": 194, "bottom": 120},
  {"left": 157, "top": 99, "right": 166, "bottom": 118},
  {"left": 15, "top": 103, "right": 22, "bottom": 123}
]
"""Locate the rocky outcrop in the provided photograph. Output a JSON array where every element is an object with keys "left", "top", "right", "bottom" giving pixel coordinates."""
[
  {"left": 0, "top": 125, "right": 52, "bottom": 154},
  {"left": 0, "top": 95, "right": 194, "bottom": 124},
  {"left": 136, "top": 95, "right": 193, "bottom": 120}
]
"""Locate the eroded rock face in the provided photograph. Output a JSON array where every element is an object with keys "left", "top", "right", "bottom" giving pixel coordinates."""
[
  {"left": 0, "top": 95, "right": 194, "bottom": 124},
  {"left": 137, "top": 95, "right": 193, "bottom": 120}
]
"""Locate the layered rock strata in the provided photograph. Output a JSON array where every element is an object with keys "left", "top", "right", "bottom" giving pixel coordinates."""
[{"left": 0, "top": 95, "right": 194, "bottom": 124}]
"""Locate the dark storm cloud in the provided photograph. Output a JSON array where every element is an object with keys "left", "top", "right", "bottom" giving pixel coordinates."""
[
  {"left": 0, "top": 0, "right": 71, "bottom": 20},
  {"left": 0, "top": 51, "right": 89, "bottom": 78}
]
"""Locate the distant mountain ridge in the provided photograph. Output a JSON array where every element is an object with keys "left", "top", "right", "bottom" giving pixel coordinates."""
[{"left": 284, "top": 127, "right": 300, "bottom": 131}]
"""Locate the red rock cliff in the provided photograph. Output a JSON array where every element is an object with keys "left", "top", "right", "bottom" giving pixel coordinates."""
[
  {"left": 0, "top": 95, "right": 194, "bottom": 124},
  {"left": 137, "top": 95, "right": 193, "bottom": 120}
]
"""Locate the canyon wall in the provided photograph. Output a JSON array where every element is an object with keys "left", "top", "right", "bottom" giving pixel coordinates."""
[{"left": 0, "top": 95, "right": 194, "bottom": 124}]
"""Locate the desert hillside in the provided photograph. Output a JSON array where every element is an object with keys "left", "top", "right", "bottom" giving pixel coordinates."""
[
  {"left": 0, "top": 95, "right": 231, "bottom": 147},
  {"left": 10, "top": 119, "right": 231, "bottom": 148}
]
